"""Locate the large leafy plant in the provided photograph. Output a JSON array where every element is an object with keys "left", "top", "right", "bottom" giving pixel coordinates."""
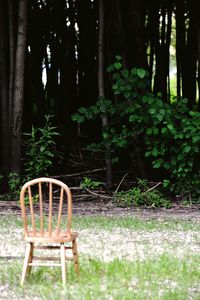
[
  {"left": 72, "top": 56, "right": 200, "bottom": 201},
  {"left": 23, "top": 115, "right": 60, "bottom": 178}
]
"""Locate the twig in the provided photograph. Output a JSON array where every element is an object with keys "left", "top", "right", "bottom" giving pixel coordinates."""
[
  {"left": 143, "top": 182, "right": 162, "bottom": 195},
  {"left": 114, "top": 173, "right": 129, "bottom": 194},
  {"left": 52, "top": 168, "right": 105, "bottom": 178},
  {"left": 85, "top": 188, "right": 113, "bottom": 199}
]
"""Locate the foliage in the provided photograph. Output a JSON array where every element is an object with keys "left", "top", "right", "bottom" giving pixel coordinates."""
[
  {"left": 23, "top": 115, "right": 60, "bottom": 179},
  {"left": 80, "top": 176, "right": 102, "bottom": 190},
  {"left": 72, "top": 56, "right": 200, "bottom": 201},
  {"left": 115, "top": 179, "right": 171, "bottom": 208},
  {"left": 8, "top": 173, "right": 21, "bottom": 198},
  {"left": 0, "top": 173, "right": 22, "bottom": 200},
  {"left": 145, "top": 99, "right": 200, "bottom": 201},
  {"left": 72, "top": 55, "right": 150, "bottom": 161}
]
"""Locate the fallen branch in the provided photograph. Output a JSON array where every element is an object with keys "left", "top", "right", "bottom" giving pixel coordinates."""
[
  {"left": 114, "top": 173, "right": 128, "bottom": 194},
  {"left": 85, "top": 188, "right": 113, "bottom": 199},
  {"left": 143, "top": 182, "right": 162, "bottom": 195},
  {"left": 52, "top": 168, "right": 105, "bottom": 178}
]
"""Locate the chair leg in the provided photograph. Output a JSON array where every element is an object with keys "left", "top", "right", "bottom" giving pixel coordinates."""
[
  {"left": 21, "top": 242, "right": 32, "bottom": 286},
  {"left": 60, "top": 243, "right": 67, "bottom": 288},
  {"left": 72, "top": 240, "right": 79, "bottom": 275},
  {"left": 27, "top": 243, "right": 34, "bottom": 276}
]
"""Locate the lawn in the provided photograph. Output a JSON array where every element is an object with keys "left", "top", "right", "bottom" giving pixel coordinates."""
[{"left": 0, "top": 215, "right": 200, "bottom": 299}]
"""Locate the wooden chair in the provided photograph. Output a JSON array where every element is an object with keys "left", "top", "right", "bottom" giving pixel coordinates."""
[{"left": 20, "top": 177, "right": 79, "bottom": 287}]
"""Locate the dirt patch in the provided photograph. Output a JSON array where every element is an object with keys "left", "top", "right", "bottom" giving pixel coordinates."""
[{"left": 0, "top": 199, "right": 200, "bottom": 219}]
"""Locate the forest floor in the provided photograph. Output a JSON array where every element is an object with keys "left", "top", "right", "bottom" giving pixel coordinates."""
[{"left": 0, "top": 198, "right": 200, "bottom": 219}]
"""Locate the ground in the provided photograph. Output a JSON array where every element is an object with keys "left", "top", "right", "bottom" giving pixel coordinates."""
[
  {"left": 0, "top": 199, "right": 200, "bottom": 299},
  {"left": 0, "top": 199, "right": 200, "bottom": 219}
]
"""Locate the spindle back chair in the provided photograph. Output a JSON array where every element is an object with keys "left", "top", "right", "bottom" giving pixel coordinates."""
[{"left": 20, "top": 177, "right": 79, "bottom": 287}]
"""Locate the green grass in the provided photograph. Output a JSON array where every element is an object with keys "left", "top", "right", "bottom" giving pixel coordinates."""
[
  {"left": 72, "top": 215, "right": 200, "bottom": 231},
  {"left": 1, "top": 254, "right": 200, "bottom": 299},
  {"left": 0, "top": 215, "right": 200, "bottom": 299},
  {"left": 2, "top": 214, "right": 200, "bottom": 231}
]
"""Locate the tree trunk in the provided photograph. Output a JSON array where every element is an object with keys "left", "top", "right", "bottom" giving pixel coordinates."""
[
  {"left": 98, "top": 0, "right": 112, "bottom": 186},
  {"left": 0, "top": 1, "right": 9, "bottom": 175},
  {"left": 175, "top": 0, "right": 185, "bottom": 98},
  {"left": 10, "top": 0, "right": 28, "bottom": 174},
  {"left": 8, "top": 0, "right": 18, "bottom": 126}
]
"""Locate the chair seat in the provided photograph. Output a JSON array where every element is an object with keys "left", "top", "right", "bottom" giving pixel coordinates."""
[{"left": 25, "top": 231, "right": 78, "bottom": 243}]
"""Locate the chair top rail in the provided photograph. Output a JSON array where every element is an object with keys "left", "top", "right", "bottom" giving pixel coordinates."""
[{"left": 20, "top": 177, "right": 73, "bottom": 237}]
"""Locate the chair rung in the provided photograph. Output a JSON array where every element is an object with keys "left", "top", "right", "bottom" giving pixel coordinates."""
[
  {"left": 28, "top": 263, "right": 61, "bottom": 267},
  {"left": 32, "top": 256, "right": 74, "bottom": 261},
  {"left": 35, "top": 246, "right": 73, "bottom": 250},
  {"left": 35, "top": 246, "right": 60, "bottom": 250},
  {"left": 33, "top": 256, "right": 60, "bottom": 261}
]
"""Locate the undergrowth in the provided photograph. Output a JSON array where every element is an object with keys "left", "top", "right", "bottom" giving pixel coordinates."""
[{"left": 115, "top": 179, "right": 171, "bottom": 208}]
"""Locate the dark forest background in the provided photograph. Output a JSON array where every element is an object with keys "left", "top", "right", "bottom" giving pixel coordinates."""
[{"left": 0, "top": 0, "right": 200, "bottom": 198}]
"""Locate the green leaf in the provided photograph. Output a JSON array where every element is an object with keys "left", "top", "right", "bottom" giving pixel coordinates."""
[
  {"left": 78, "top": 107, "right": 87, "bottom": 113},
  {"left": 71, "top": 113, "right": 81, "bottom": 122},
  {"left": 189, "top": 111, "right": 195, "bottom": 117},
  {"left": 146, "top": 128, "right": 152, "bottom": 135},
  {"left": 99, "top": 104, "right": 107, "bottom": 113},
  {"left": 157, "top": 114, "right": 163, "bottom": 122},
  {"left": 121, "top": 69, "right": 129, "bottom": 78},
  {"left": 115, "top": 55, "right": 122, "bottom": 61},
  {"left": 161, "top": 127, "right": 168, "bottom": 134},
  {"left": 163, "top": 163, "right": 170, "bottom": 169},
  {"left": 107, "top": 65, "right": 115, "bottom": 72},
  {"left": 77, "top": 115, "right": 85, "bottom": 123},
  {"left": 114, "top": 62, "right": 122, "bottom": 70},
  {"left": 40, "top": 146, "right": 45, "bottom": 152},
  {"left": 159, "top": 109, "right": 165, "bottom": 115},
  {"left": 145, "top": 151, "right": 151, "bottom": 157},
  {"left": 163, "top": 180, "right": 170, "bottom": 188},
  {"left": 149, "top": 108, "right": 156, "bottom": 114},
  {"left": 184, "top": 145, "right": 191, "bottom": 153},
  {"left": 167, "top": 124, "right": 173, "bottom": 130},
  {"left": 113, "top": 84, "right": 118, "bottom": 90},
  {"left": 152, "top": 147, "right": 158, "bottom": 157},
  {"left": 102, "top": 132, "right": 109, "bottom": 139},
  {"left": 137, "top": 69, "right": 146, "bottom": 79},
  {"left": 124, "top": 91, "right": 131, "bottom": 99},
  {"left": 153, "top": 161, "right": 161, "bottom": 168},
  {"left": 153, "top": 127, "right": 159, "bottom": 135},
  {"left": 177, "top": 153, "right": 184, "bottom": 161},
  {"left": 187, "top": 160, "right": 193, "bottom": 167}
]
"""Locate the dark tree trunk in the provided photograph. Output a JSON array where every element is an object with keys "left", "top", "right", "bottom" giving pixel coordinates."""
[
  {"left": 182, "top": 2, "right": 197, "bottom": 108},
  {"left": 123, "top": 0, "right": 148, "bottom": 69},
  {"left": 153, "top": 2, "right": 172, "bottom": 102},
  {"left": 0, "top": 1, "right": 9, "bottom": 175},
  {"left": 98, "top": 0, "right": 113, "bottom": 186},
  {"left": 26, "top": 3, "right": 45, "bottom": 127},
  {"left": 175, "top": 0, "right": 185, "bottom": 98},
  {"left": 10, "top": 0, "right": 28, "bottom": 174}
]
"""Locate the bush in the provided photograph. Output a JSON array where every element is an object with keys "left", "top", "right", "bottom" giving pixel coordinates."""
[
  {"left": 23, "top": 115, "right": 60, "bottom": 179},
  {"left": 72, "top": 56, "right": 200, "bottom": 202},
  {"left": 115, "top": 179, "right": 171, "bottom": 208}
]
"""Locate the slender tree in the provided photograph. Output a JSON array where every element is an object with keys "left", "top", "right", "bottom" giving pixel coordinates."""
[
  {"left": 0, "top": 2, "right": 9, "bottom": 175},
  {"left": 10, "top": 0, "right": 28, "bottom": 174},
  {"left": 98, "top": 0, "right": 112, "bottom": 186}
]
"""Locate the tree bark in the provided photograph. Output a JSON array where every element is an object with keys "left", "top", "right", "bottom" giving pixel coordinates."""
[
  {"left": 10, "top": 0, "right": 28, "bottom": 174},
  {"left": 98, "top": 0, "right": 112, "bottom": 186},
  {"left": 0, "top": 1, "right": 9, "bottom": 175}
]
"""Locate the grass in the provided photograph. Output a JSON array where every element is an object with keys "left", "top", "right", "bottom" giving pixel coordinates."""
[{"left": 0, "top": 215, "right": 200, "bottom": 299}]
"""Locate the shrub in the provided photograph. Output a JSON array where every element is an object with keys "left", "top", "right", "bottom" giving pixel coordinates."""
[
  {"left": 115, "top": 179, "right": 171, "bottom": 208},
  {"left": 72, "top": 56, "right": 200, "bottom": 202},
  {"left": 23, "top": 115, "right": 60, "bottom": 179}
]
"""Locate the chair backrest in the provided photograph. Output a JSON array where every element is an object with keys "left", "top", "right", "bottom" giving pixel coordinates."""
[{"left": 20, "top": 177, "right": 72, "bottom": 237}]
